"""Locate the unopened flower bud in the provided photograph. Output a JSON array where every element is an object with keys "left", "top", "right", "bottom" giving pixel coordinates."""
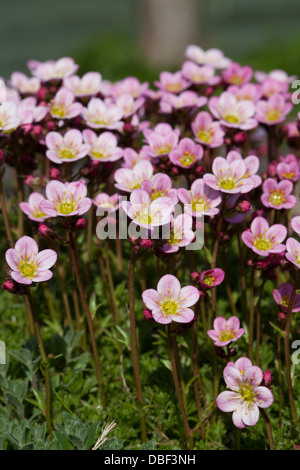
[
  {"left": 74, "top": 217, "right": 87, "bottom": 230},
  {"left": 143, "top": 308, "right": 153, "bottom": 321},
  {"left": 262, "top": 369, "right": 273, "bottom": 388},
  {"left": 233, "top": 131, "right": 247, "bottom": 144}
]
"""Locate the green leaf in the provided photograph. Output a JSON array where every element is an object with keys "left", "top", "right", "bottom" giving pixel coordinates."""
[{"left": 53, "top": 431, "right": 74, "bottom": 450}]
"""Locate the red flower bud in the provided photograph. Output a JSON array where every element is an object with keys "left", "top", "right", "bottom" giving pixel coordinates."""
[
  {"left": 262, "top": 369, "right": 273, "bottom": 388},
  {"left": 143, "top": 308, "right": 154, "bottom": 321}
]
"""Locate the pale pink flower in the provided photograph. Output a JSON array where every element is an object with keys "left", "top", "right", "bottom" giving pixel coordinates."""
[
  {"left": 82, "top": 129, "right": 123, "bottom": 162},
  {"left": 255, "top": 94, "right": 293, "bottom": 125},
  {"left": 110, "top": 76, "right": 149, "bottom": 99},
  {"left": 241, "top": 216, "right": 287, "bottom": 257},
  {"left": 82, "top": 97, "right": 123, "bottom": 130},
  {"left": 169, "top": 138, "right": 203, "bottom": 169},
  {"left": 291, "top": 216, "right": 300, "bottom": 236},
  {"left": 142, "top": 274, "right": 200, "bottom": 324},
  {"left": 0, "top": 101, "right": 20, "bottom": 131},
  {"left": 17, "top": 97, "right": 48, "bottom": 124},
  {"left": 154, "top": 71, "right": 190, "bottom": 94},
  {"left": 63, "top": 72, "right": 102, "bottom": 97},
  {"left": 207, "top": 316, "right": 245, "bottom": 347},
  {"left": 222, "top": 62, "right": 253, "bottom": 85},
  {"left": 203, "top": 155, "right": 257, "bottom": 194},
  {"left": 261, "top": 179, "right": 297, "bottom": 210},
  {"left": 178, "top": 179, "right": 222, "bottom": 217},
  {"left": 49, "top": 88, "right": 82, "bottom": 120},
  {"left": 40, "top": 180, "right": 92, "bottom": 217},
  {"left": 10, "top": 72, "right": 41, "bottom": 94},
  {"left": 185, "top": 45, "right": 231, "bottom": 69},
  {"left": 181, "top": 61, "right": 220, "bottom": 85},
  {"left": 45, "top": 129, "right": 90, "bottom": 164},
  {"left": 160, "top": 214, "right": 195, "bottom": 253},
  {"left": 217, "top": 357, "right": 273, "bottom": 428},
  {"left": 285, "top": 238, "right": 300, "bottom": 269},
  {"left": 191, "top": 111, "right": 225, "bottom": 148},
  {"left": 255, "top": 69, "right": 296, "bottom": 84},
  {"left": 30, "top": 57, "right": 78, "bottom": 81},
  {"left": 93, "top": 193, "right": 120, "bottom": 212},
  {"left": 121, "top": 188, "right": 174, "bottom": 230},
  {"left": 114, "top": 160, "right": 153, "bottom": 192},
  {"left": 5, "top": 236, "right": 57, "bottom": 284},
  {"left": 227, "top": 84, "right": 262, "bottom": 103},
  {"left": 159, "top": 91, "right": 207, "bottom": 113},
  {"left": 121, "top": 148, "right": 151, "bottom": 169},
  {"left": 116, "top": 93, "right": 144, "bottom": 118},
  {"left": 209, "top": 92, "right": 257, "bottom": 130},
  {"left": 143, "top": 123, "right": 179, "bottom": 158},
  {"left": 276, "top": 160, "right": 300, "bottom": 182},
  {"left": 273, "top": 283, "right": 300, "bottom": 312},
  {"left": 141, "top": 173, "right": 178, "bottom": 203},
  {"left": 261, "top": 79, "right": 289, "bottom": 99},
  {"left": 225, "top": 151, "right": 261, "bottom": 188},
  {"left": 19, "top": 192, "right": 50, "bottom": 222}
]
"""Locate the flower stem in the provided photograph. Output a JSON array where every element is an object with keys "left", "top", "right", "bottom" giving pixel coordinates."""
[
  {"left": 68, "top": 231, "right": 105, "bottom": 409},
  {"left": 248, "top": 268, "right": 256, "bottom": 361},
  {"left": 192, "top": 319, "right": 206, "bottom": 440},
  {"left": 283, "top": 284, "right": 297, "bottom": 427},
  {"left": 167, "top": 324, "right": 194, "bottom": 450},
  {"left": 0, "top": 177, "right": 14, "bottom": 248},
  {"left": 128, "top": 249, "right": 147, "bottom": 442},
  {"left": 25, "top": 287, "right": 52, "bottom": 436},
  {"left": 260, "top": 409, "right": 275, "bottom": 450}
]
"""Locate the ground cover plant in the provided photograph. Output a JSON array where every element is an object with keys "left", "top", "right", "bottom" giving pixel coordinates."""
[{"left": 0, "top": 45, "right": 300, "bottom": 450}]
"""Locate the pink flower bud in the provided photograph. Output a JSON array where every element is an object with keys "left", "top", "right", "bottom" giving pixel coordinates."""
[
  {"left": 233, "top": 131, "right": 247, "bottom": 144},
  {"left": 49, "top": 167, "right": 62, "bottom": 179},
  {"left": 140, "top": 239, "right": 153, "bottom": 250},
  {"left": 124, "top": 123, "right": 132, "bottom": 133},
  {"left": 46, "top": 121, "right": 55, "bottom": 131},
  {"left": 3, "top": 279, "right": 17, "bottom": 292},
  {"left": 74, "top": 218, "right": 87, "bottom": 230},
  {"left": 38, "top": 223, "right": 53, "bottom": 238},
  {"left": 31, "top": 125, "right": 43, "bottom": 138},
  {"left": 0, "top": 149, "right": 4, "bottom": 165},
  {"left": 262, "top": 369, "right": 273, "bottom": 388},
  {"left": 190, "top": 271, "right": 200, "bottom": 282},
  {"left": 236, "top": 200, "right": 251, "bottom": 213},
  {"left": 143, "top": 308, "right": 154, "bottom": 321},
  {"left": 36, "top": 87, "right": 48, "bottom": 101},
  {"left": 268, "top": 161, "right": 277, "bottom": 177}
]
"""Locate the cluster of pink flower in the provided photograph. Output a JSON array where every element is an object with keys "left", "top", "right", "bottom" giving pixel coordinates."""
[{"left": 1, "top": 45, "right": 299, "bottom": 445}]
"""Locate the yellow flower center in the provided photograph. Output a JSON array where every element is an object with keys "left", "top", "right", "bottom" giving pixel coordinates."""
[
  {"left": 218, "top": 178, "right": 236, "bottom": 190},
  {"left": 33, "top": 208, "right": 46, "bottom": 219},
  {"left": 191, "top": 196, "right": 206, "bottom": 212},
  {"left": 19, "top": 259, "right": 37, "bottom": 279},
  {"left": 59, "top": 149, "right": 76, "bottom": 160},
  {"left": 253, "top": 235, "right": 273, "bottom": 251},
  {"left": 202, "top": 274, "right": 215, "bottom": 286},
  {"left": 240, "top": 384, "right": 257, "bottom": 403},
  {"left": 161, "top": 299, "right": 179, "bottom": 316},
  {"left": 57, "top": 201, "right": 76, "bottom": 215},
  {"left": 281, "top": 172, "right": 295, "bottom": 180},
  {"left": 229, "top": 75, "right": 243, "bottom": 85},
  {"left": 90, "top": 150, "right": 108, "bottom": 160},
  {"left": 268, "top": 189, "right": 286, "bottom": 206},
  {"left": 179, "top": 151, "right": 196, "bottom": 167},
  {"left": 156, "top": 143, "right": 172, "bottom": 155},
  {"left": 197, "top": 129, "right": 213, "bottom": 144},
  {"left": 224, "top": 114, "right": 239, "bottom": 124},
  {"left": 218, "top": 329, "right": 235, "bottom": 342},
  {"left": 166, "top": 83, "right": 182, "bottom": 92},
  {"left": 266, "top": 109, "right": 281, "bottom": 122},
  {"left": 50, "top": 104, "right": 66, "bottom": 117}
]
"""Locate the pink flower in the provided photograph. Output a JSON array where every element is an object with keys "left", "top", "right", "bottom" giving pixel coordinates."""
[
  {"left": 5, "top": 236, "right": 57, "bottom": 284},
  {"left": 261, "top": 79, "right": 289, "bottom": 99},
  {"left": 227, "top": 84, "right": 262, "bottom": 103},
  {"left": 178, "top": 179, "right": 221, "bottom": 217},
  {"left": 143, "top": 123, "right": 179, "bottom": 158},
  {"left": 181, "top": 61, "right": 219, "bottom": 85},
  {"left": 19, "top": 192, "right": 50, "bottom": 222},
  {"left": 276, "top": 160, "right": 300, "bottom": 182},
  {"left": 17, "top": 97, "right": 48, "bottom": 124},
  {"left": 273, "top": 283, "right": 300, "bottom": 312},
  {"left": 30, "top": 57, "right": 78, "bottom": 81},
  {"left": 203, "top": 155, "right": 257, "bottom": 194},
  {"left": 45, "top": 129, "right": 91, "bottom": 164},
  {"left": 160, "top": 214, "right": 195, "bottom": 253},
  {"left": 285, "top": 238, "right": 300, "bottom": 269},
  {"left": 49, "top": 88, "right": 82, "bottom": 120},
  {"left": 185, "top": 45, "right": 231, "bottom": 69},
  {"left": 255, "top": 94, "right": 293, "bottom": 125},
  {"left": 40, "top": 180, "right": 92, "bottom": 217},
  {"left": 216, "top": 357, "right": 273, "bottom": 428},
  {"left": 207, "top": 316, "right": 245, "bottom": 347},
  {"left": 255, "top": 69, "right": 296, "bottom": 84},
  {"left": 222, "top": 62, "right": 253, "bottom": 86},
  {"left": 63, "top": 72, "right": 102, "bottom": 97},
  {"left": 159, "top": 91, "right": 207, "bottom": 113},
  {"left": 121, "top": 148, "right": 151, "bottom": 169},
  {"left": 199, "top": 268, "right": 225, "bottom": 289},
  {"left": 93, "top": 193, "right": 120, "bottom": 212},
  {"left": 10, "top": 72, "right": 40, "bottom": 94},
  {"left": 142, "top": 274, "right": 200, "bottom": 324},
  {"left": 114, "top": 160, "right": 153, "bottom": 192},
  {"left": 209, "top": 92, "right": 257, "bottom": 130},
  {"left": 121, "top": 188, "right": 174, "bottom": 230},
  {"left": 225, "top": 150, "right": 262, "bottom": 188},
  {"left": 154, "top": 71, "right": 190, "bottom": 94},
  {"left": 241, "top": 216, "right": 287, "bottom": 257},
  {"left": 116, "top": 93, "right": 144, "bottom": 118},
  {"left": 169, "top": 138, "right": 203, "bottom": 169},
  {"left": 291, "top": 216, "right": 300, "bottom": 236},
  {"left": 261, "top": 179, "right": 297, "bottom": 210},
  {"left": 82, "top": 97, "right": 123, "bottom": 130},
  {"left": 141, "top": 173, "right": 178, "bottom": 203},
  {"left": 82, "top": 129, "right": 123, "bottom": 162},
  {"left": 0, "top": 102, "right": 20, "bottom": 131},
  {"left": 191, "top": 111, "right": 225, "bottom": 148},
  {"left": 110, "top": 76, "right": 149, "bottom": 99}
]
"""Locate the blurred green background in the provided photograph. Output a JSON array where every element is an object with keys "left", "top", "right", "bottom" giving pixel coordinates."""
[{"left": 0, "top": 0, "right": 300, "bottom": 82}]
